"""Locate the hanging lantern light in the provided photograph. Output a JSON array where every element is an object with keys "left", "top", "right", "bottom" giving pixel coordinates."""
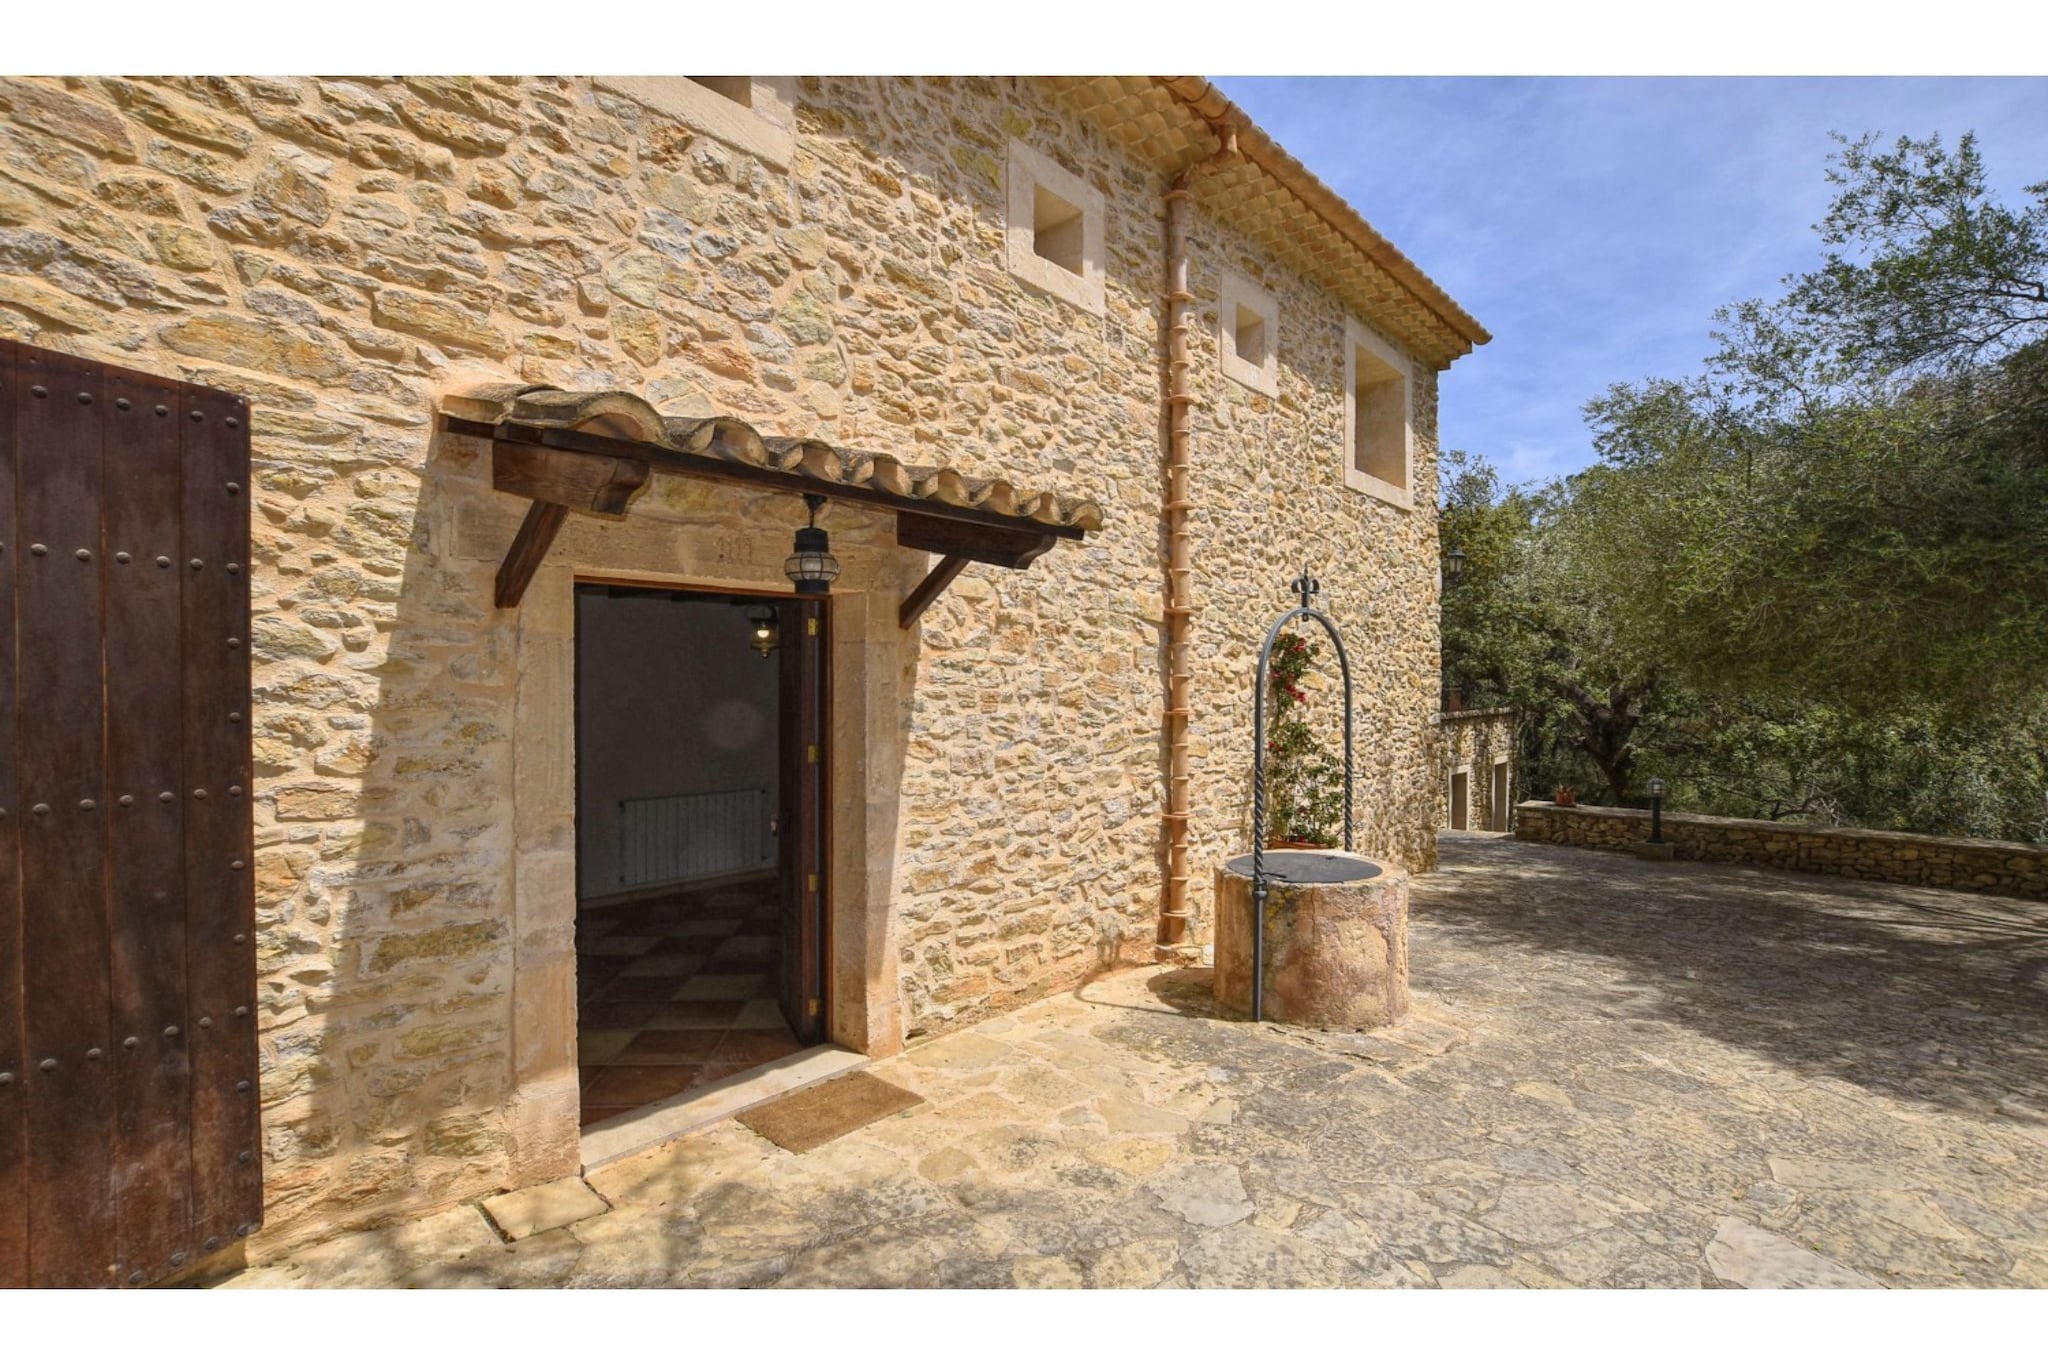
[
  {"left": 744, "top": 603, "right": 780, "bottom": 658},
  {"left": 783, "top": 492, "right": 840, "bottom": 596},
  {"left": 1443, "top": 545, "right": 1468, "bottom": 585}
]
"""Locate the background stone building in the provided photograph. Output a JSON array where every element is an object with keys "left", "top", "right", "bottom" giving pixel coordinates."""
[
  {"left": 1439, "top": 706, "right": 1516, "bottom": 833},
  {"left": 0, "top": 74, "right": 1485, "bottom": 1266}
]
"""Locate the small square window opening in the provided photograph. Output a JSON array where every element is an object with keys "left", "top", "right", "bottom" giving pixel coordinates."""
[
  {"left": 1218, "top": 272, "right": 1280, "bottom": 397},
  {"left": 688, "top": 77, "right": 753, "bottom": 108},
  {"left": 595, "top": 78, "right": 796, "bottom": 170},
  {"left": 1234, "top": 303, "right": 1268, "bottom": 370},
  {"left": 1005, "top": 141, "right": 1105, "bottom": 315},
  {"left": 1032, "top": 184, "right": 1085, "bottom": 276},
  {"left": 1343, "top": 320, "right": 1414, "bottom": 507}
]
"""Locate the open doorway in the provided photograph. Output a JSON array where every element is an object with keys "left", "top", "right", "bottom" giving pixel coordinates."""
[{"left": 571, "top": 584, "right": 828, "bottom": 1129}]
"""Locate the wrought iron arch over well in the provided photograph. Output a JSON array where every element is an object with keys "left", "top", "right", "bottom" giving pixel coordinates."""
[{"left": 1248, "top": 566, "right": 1357, "bottom": 1022}]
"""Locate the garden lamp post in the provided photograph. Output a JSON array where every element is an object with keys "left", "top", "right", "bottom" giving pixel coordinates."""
[
  {"left": 1648, "top": 777, "right": 1666, "bottom": 844},
  {"left": 1441, "top": 546, "right": 1467, "bottom": 710}
]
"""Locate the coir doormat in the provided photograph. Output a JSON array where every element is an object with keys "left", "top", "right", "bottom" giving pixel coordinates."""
[{"left": 738, "top": 1071, "right": 924, "bottom": 1153}]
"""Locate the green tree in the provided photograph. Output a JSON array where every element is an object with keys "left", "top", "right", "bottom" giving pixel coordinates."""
[
  {"left": 1582, "top": 131, "right": 2048, "bottom": 718},
  {"left": 1442, "top": 444, "right": 2048, "bottom": 840},
  {"left": 1441, "top": 132, "right": 2047, "bottom": 836},
  {"left": 1729, "top": 132, "right": 2048, "bottom": 383},
  {"left": 1440, "top": 449, "right": 1662, "bottom": 805}
]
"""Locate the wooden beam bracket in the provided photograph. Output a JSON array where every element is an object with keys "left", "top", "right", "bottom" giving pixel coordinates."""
[
  {"left": 895, "top": 509, "right": 1057, "bottom": 569},
  {"left": 898, "top": 554, "right": 970, "bottom": 630},
  {"left": 494, "top": 501, "right": 569, "bottom": 609},
  {"left": 894, "top": 511, "right": 1059, "bottom": 631},
  {"left": 492, "top": 439, "right": 649, "bottom": 515},
  {"left": 489, "top": 440, "right": 654, "bottom": 609}
]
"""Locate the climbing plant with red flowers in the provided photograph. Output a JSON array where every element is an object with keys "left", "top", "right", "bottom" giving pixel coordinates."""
[{"left": 1265, "top": 631, "right": 1345, "bottom": 846}]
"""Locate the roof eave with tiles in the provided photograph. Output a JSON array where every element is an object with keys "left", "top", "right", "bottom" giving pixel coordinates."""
[{"left": 1048, "top": 76, "right": 1490, "bottom": 371}]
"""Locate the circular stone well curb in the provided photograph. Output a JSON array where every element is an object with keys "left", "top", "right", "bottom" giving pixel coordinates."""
[{"left": 1213, "top": 850, "right": 1410, "bottom": 1028}]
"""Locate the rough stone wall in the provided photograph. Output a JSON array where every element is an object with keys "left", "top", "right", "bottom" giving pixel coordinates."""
[
  {"left": 1516, "top": 802, "right": 2048, "bottom": 901},
  {"left": 1437, "top": 708, "right": 1515, "bottom": 832},
  {"left": 0, "top": 74, "right": 1452, "bottom": 1247},
  {"left": 1173, "top": 209, "right": 1446, "bottom": 949}
]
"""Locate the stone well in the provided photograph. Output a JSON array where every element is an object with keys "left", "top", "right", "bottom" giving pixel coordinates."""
[{"left": 1213, "top": 851, "right": 1410, "bottom": 1028}]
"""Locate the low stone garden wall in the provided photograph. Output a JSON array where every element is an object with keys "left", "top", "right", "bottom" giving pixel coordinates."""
[{"left": 1514, "top": 802, "right": 2048, "bottom": 902}]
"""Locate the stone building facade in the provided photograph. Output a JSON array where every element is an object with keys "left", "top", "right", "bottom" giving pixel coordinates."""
[
  {"left": 0, "top": 75, "right": 1485, "bottom": 1259},
  {"left": 1439, "top": 707, "right": 1515, "bottom": 833}
]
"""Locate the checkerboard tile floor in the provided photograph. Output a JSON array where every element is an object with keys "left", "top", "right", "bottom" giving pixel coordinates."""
[{"left": 575, "top": 876, "right": 802, "bottom": 1128}]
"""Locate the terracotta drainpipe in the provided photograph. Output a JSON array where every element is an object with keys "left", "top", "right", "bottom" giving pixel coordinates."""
[{"left": 1157, "top": 129, "right": 1238, "bottom": 958}]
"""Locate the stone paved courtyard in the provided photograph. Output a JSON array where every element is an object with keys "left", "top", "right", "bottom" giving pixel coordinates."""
[{"left": 217, "top": 833, "right": 2048, "bottom": 1288}]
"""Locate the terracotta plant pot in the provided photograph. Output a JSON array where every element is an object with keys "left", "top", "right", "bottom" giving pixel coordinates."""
[
  {"left": 1552, "top": 787, "right": 1578, "bottom": 807},
  {"left": 1274, "top": 837, "right": 1336, "bottom": 851}
]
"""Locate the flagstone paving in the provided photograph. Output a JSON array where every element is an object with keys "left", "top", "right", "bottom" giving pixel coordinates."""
[{"left": 215, "top": 833, "right": 2048, "bottom": 1288}]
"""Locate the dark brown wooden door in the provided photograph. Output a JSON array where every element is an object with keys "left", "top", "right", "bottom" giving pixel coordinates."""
[
  {"left": 775, "top": 597, "right": 826, "bottom": 1045},
  {"left": 0, "top": 340, "right": 261, "bottom": 1288}
]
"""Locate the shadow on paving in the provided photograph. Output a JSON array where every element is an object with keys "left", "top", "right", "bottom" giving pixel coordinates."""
[{"left": 1415, "top": 834, "right": 2048, "bottom": 1118}]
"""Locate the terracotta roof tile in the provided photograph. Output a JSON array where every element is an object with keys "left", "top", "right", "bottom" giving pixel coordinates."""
[
  {"left": 442, "top": 385, "right": 1105, "bottom": 534},
  {"left": 1049, "top": 76, "right": 1489, "bottom": 369}
]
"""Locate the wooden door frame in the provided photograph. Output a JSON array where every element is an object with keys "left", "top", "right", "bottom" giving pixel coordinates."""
[
  {"left": 785, "top": 594, "right": 830, "bottom": 1043},
  {"left": 566, "top": 575, "right": 831, "bottom": 1039},
  {"left": 808, "top": 595, "right": 832, "bottom": 1041}
]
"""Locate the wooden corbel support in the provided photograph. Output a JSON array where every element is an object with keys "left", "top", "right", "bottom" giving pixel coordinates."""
[
  {"left": 493, "top": 440, "right": 650, "bottom": 514},
  {"left": 898, "top": 554, "right": 968, "bottom": 629},
  {"left": 490, "top": 440, "right": 651, "bottom": 608},
  {"left": 895, "top": 510, "right": 1058, "bottom": 630},
  {"left": 495, "top": 502, "right": 569, "bottom": 609}
]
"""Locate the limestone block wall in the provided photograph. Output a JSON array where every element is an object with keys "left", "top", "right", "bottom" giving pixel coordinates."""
[
  {"left": 1172, "top": 206, "right": 1447, "bottom": 947},
  {"left": 1438, "top": 708, "right": 1514, "bottom": 832},
  {"left": 1515, "top": 802, "right": 2048, "bottom": 901},
  {"left": 0, "top": 73, "right": 1452, "bottom": 1249}
]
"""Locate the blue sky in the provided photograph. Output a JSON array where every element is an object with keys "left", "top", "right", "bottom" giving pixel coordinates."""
[{"left": 1213, "top": 77, "right": 2048, "bottom": 490}]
